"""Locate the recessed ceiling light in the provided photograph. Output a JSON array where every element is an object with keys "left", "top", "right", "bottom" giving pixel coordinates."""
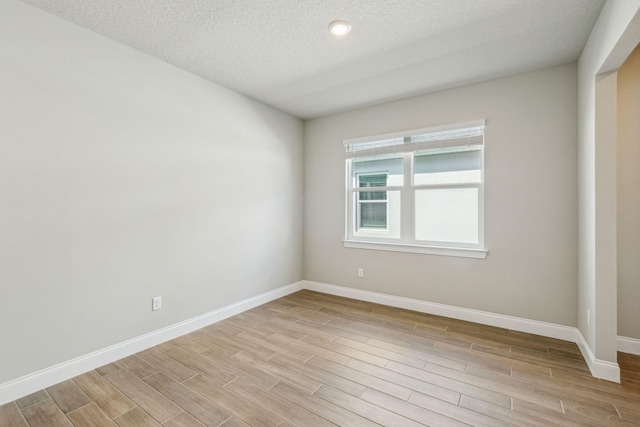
[{"left": 329, "top": 20, "right": 351, "bottom": 37}]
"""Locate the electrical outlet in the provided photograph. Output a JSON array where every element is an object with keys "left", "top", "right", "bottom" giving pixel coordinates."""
[
  {"left": 587, "top": 309, "right": 591, "bottom": 326},
  {"left": 358, "top": 268, "right": 364, "bottom": 278},
  {"left": 152, "top": 296, "right": 162, "bottom": 311}
]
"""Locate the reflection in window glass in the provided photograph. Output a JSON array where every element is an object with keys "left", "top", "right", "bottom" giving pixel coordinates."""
[
  {"left": 414, "top": 147, "right": 481, "bottom": 186},
  {"left": 352, "top": 154, "right": 404, "bottom": 187}
]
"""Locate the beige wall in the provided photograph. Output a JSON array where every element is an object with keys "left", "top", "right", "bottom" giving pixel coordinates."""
[
  {"left": 618, "top": 44, "right": 640, "bottom": 340},
  {"left": 0, "top": 0, "right": 303, "bottom": 384},
  {"left": 304, "top": 64, "right": 578, "bottom": 326}
]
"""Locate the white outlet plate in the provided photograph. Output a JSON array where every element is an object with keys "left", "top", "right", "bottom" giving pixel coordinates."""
[
  {"left": 152, "top": 296, "right": 162, "bottom": 311},
  {"left": 358, "top": 268, "right": 364, "bottom": 278}
]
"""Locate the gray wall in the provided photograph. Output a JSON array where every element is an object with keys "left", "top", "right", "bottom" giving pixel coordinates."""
[
  {"left": 304, "top": 64, "right": 578, "bottom": 326},
  {"left": 618, "top": 44, "right": 640, "bottom": 340},
  {"left": 0, "top": 0, "right": 303, "bottom": 384}
]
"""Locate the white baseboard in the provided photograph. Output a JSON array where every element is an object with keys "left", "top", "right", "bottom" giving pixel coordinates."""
[
  {"left": 303, "top": 280, "right": 577, "bottom": 342},
  {"left": 1, "top": 279, "right": 626, "bottom": 405},
  {"left": 618, "top": 335, "right": 640, "bottom": 355},
  {"left": 576, "top": 331, "right": 621, "bottom": 383},
  {"left": 303, "top": 280, "right": 622, "bottom": 383},
  {"left": 0, "top": 281, "right": 304, "bottom": 406}
]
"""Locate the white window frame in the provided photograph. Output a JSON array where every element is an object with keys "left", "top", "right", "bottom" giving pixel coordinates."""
[{"left": 343, "top": 121, "right": 488, "bottom": 259}]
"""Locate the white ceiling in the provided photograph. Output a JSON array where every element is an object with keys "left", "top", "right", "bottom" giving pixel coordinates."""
[{"left": 19, "top": 0, "right": 606, "bottom": 119}]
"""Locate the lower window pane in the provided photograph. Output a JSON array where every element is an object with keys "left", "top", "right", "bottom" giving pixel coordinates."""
[
  {"left": 415, "top": 188, "right": 478, "bottom": 244},
  {"left": 360, "top": 202, "right": 386, "bottom": 228},
  {"left": 354, "top": 190, "right": 401, "bottom": 239}
]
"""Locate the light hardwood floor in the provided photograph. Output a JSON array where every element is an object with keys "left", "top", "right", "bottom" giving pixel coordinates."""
[{"left": 1, "top": 290, "right": 639, "bottom": 426}]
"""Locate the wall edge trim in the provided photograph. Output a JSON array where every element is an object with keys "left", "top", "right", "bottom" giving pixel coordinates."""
[
  {"left": 575, "top": 330, "right": 621, "bottom": 383},
  {"left": 0, "top": 281, "right": 304, "bottom": 405},
  {"left": 303, "top": 280, "right": 620, "bottom": 383},
  {"left": 618, "top": 335, "right": 640, "bottom": 355},
  {"left": 1, "top": 280, "right": 623, "bottom": 404},
  {"left": 303, "top": 280, "right": 577, "bottom": 341}
]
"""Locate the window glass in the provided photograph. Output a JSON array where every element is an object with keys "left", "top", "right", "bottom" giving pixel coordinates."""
[
  {"left": 352, "top": 154, "right": 404, "bottom": 187},
  {"left": 353, "top": 190, "right": 401, "bottom": 239},
  {"left": 359, "top": 199, "right": 387, "bottom": 228},
  {"left": 414, "top": 187, "right": 479, "bottom": 244},
  {"left": 414, "top": 147, "right": 481, "bottom": 186}
]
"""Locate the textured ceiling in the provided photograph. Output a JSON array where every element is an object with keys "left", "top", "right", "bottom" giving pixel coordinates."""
[{"left": 19, "top": 0, "right": 606, "bottom": 119}]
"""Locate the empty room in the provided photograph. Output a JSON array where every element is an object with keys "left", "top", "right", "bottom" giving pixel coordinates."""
[{"left": 1, "top": 0, "right": 640, "bottom": 425}]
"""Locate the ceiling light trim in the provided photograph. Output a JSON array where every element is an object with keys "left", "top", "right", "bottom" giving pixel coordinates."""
[{"left": 329, "top": 20, "right": 351, "bottom": 37}]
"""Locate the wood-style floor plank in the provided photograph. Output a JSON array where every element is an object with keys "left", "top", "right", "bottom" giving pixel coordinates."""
[
  {"left": 21, "top": 399, "right": 72, "bottom": 427},
  {"left": 345, "top": 357, "right": 462, "bottom": 404},
  {"left": 113, "top": 407, "right": 162, "bottom": 427},
  {"left": 224, "top": 378, "right": 335, "bottom": 427},
  {"left": 15, "top": 390, "right": 49, "bottom": 409},
  {"left": 267, "top": 332, "right": 351, "bottom": 365},
  {"left": 269, "top": 381, "right": 379, "bottom": 427},
  {"left": 199, "top": 349, "right": 280, "bottom": 390},
  {"left": 46, "top": 380, "right": 92, "bottom": 414},
  {"left": 136, "top": 349, "right": 198, "bottom": 383},
  {"left": 104, "top": 368, "right": 182, "bottom": 423},
  {"left": 72, "top": 371, "right": 136, "bottom": 419},
  {"left": 305, "top": 354, "right": 412, "bottom": 400},
  {"left": 116, "top": 355, "right": 160, "bottom": 379},
  {"left": 270, "top": 353, "right": 368, "bottom": 397},
  {"left": 162, "top": 412, "right": 206, "bottom": 427},
  {"left": 96, "top": 362, "right": 123, "bottom": 377},
  {"left": 218, "top": 416, "right": 251, "bottom": 427},
  {"left": 184, "top": 374, "right": 282, "bottom": 426},
  {"left": 143, "top": 372, "right": 230, "bottom": 427},
  {"left": 231, "top": 351, "right": 322, "bottom": 393},
  {"left": 313, "top": 384, "right": 426, "bottom": 427},
  {"left": 300, "top": 334, "right": 388, "bottom": 367},
  {"left": 406, "top": 389, "right": 514, "bottom": 427},
  {"left": 0, "top": 402, "right": 28, "bottom": 427},
  {"left": 157, "top": 346, "right": 237, "bottom": 386},
  {"left": 2, "top": 290, "right": 639, "bottom": 427},
  {"left": 66, "top": 402, "right": 117, "bottom": 427},
  {"left": 459, "top": 394, "right": 550, "bottom": 427}
]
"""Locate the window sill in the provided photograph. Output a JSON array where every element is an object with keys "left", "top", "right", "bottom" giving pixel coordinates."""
[{"left": 343, "top": 240, "right": 488, "bottom": 259}]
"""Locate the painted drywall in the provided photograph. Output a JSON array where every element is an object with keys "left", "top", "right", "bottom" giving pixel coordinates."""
[
  {"left": 618, "top": 44, "right": 640, "bottom": 340},
  {"left": 594, "top": 71, "right": 618, "bottom": 364},
  {"left": 0, "top": 0, "right": 303, "bottom": 384},
  {"left": 577, "top": 0, "right": 640, "bottom": 362},
  {"left": 304, "top": 64, "right": 578, "bottom": 326}
]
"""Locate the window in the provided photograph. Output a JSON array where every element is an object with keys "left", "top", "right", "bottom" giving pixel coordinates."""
[
  {"left": 357, "top": 173, "right": 388, "bottom": 229},
  {"left": 344, "top": 121, "right": 487, "bottom": 258}
]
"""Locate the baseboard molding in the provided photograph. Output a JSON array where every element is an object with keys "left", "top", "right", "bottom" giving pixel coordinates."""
[
  {"left": 304, "top": 281, "right": 624, "bottom": 382},
  {"left": 0, "top": 281, "right": 304, "bottom": 406},
  {"left": 576, "top": 331, "right": 621, "bottom": 383},
  {"left": 618, "top": 335, "right": 640, "bottom": 355},
  {"left": 303, "top": 280, "right": 577, "bottom": 342},
  {"left": 1, "top": 279, "right": 625, "bottom": 405}
]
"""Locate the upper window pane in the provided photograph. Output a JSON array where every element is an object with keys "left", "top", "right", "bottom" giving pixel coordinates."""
[
  {"left": 358, "top": 173, "right": 387, "bottom": 188},
  {"left": 352, "top": 154, "right": 404, "bottom": 187},
  {"left": 413, "top": 146, "right": 481, "bottom": 186},
  {"left": 358, "top": 174, "right": 387, "bottom": 201}
]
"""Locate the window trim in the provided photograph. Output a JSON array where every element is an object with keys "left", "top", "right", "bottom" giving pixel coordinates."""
[
  {"left": 343, "top": 120, "right": 488, "bottom": 258},
  {"left": 343, "top": 239, "right": 488, "bottom": 259}
]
